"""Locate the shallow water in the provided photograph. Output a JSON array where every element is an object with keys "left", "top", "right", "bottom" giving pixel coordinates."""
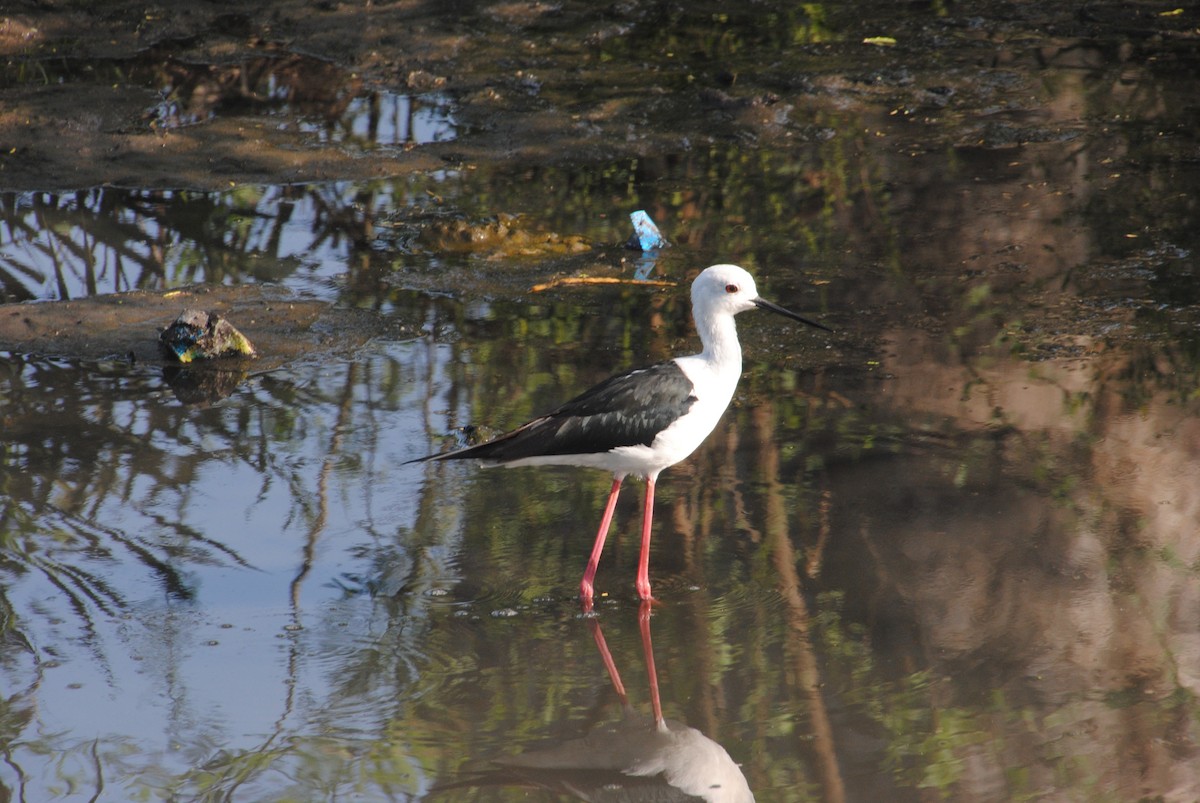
[{"left": 3, "top": 2, "right": 1200, "bottom": 801}]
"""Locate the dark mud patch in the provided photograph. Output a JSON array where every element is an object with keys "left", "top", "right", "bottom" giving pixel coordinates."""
[
  {"left": 0, "top": 0, "right": 1197, "bottom": 369},
  {"left": 0, "top": 283, "right": 413, "bottom": 365},
  {"left": 0, "top": 1, "right": 469, "bottom": 191},
  {"left": 3, "top": 1, "right": 1189, "bottom": 194}
]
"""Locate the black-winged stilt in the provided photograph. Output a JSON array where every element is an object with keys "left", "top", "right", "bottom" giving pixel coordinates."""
[{"left": 412, "top": 264, "right": 829, "bottom": 601}]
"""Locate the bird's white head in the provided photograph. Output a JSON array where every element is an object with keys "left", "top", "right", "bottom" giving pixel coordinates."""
[
  {"left": 691, "top": 264, "right": 760, "bottom": 317},
  {"left": 690, "top": 263, "right": 830, "bottom": 345}
]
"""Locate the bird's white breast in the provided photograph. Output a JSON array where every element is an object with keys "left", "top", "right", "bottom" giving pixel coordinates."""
[{"left": 610, "top": 354, "right": 740, "bottom": 478}]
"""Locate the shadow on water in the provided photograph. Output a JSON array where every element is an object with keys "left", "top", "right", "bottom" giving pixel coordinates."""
[{"left": 1, "top": 1, "right": 1200, "bottom": 801}]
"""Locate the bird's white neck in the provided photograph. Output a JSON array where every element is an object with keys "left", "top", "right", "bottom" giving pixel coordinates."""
[{"left": 694, "top": 309, "right": 743, "bottom": 376}]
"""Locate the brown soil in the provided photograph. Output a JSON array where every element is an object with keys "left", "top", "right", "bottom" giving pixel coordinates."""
[
  {"left": 0, "top": 0, "right": 596, "bottom": 359},
  {"left": 0, "top": 0, "right": 518, "bottom": 191},
  {"left": 3, "top": 1, "right": 1194, "bottom": 193},
  {"left": 1, "top": 1, "right": 1195, "bottom": 364},
  {"left": 0, "top": 282, "right": 414, "bottom": 365}
]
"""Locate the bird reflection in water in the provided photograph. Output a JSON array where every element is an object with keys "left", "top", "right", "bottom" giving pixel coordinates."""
[{"left": 436, "top": 601, "right": 754, "bottom": 802}]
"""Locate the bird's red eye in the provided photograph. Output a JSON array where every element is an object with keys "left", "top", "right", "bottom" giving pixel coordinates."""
[{"left": 725, "top": 284, "right": 739, "bottom": 294}]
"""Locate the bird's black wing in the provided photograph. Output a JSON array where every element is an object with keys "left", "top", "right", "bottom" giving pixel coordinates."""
[{"left": 415, "top": 360, "right": 697, "bottom": 463}]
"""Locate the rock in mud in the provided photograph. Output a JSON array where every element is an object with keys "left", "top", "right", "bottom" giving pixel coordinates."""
[{"left": 159, "top": 309, "right": 257, "bottom": 363}]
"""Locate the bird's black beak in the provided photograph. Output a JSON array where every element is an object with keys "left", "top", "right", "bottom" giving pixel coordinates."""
[{"left": 753, "top": 297, "right": 832, "bottom": 332}]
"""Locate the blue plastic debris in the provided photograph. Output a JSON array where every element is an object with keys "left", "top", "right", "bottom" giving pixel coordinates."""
[{"left": 625, "top": 210, "right": 670, "bottom": 251}]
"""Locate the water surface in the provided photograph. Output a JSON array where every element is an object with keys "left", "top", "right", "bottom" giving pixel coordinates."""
[{"left": 2, "top": 2, "right": 1199, "bottom": 801}]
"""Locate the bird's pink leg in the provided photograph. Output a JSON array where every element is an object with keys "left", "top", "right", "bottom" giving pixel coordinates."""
[
  {"left": 581, "top": 477, "right": 623, "bottom": 601},
  {"left": 635, "top": 476, "right": 657, "bottom": 601}
]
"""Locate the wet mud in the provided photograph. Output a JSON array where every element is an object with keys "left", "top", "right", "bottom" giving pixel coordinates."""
[
  {"left": 2, "top": 1, "right": 1195, "bottom": 192},
  {"left": 2, "top": 0, "right": 1196, "bottom": 355},
  {"left": 0, "top": 282, "right": 409, "bottom": 364}
]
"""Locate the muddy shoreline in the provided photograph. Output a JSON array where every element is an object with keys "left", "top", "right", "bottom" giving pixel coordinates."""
[
  {"left": 4, "top": 1, "right": 1193, "bottom": 193},
  {"left": 1, "top": 1, "right": 1197, "bottom": 361}
]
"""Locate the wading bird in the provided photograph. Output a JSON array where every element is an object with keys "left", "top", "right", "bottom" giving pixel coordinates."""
[{"left": 412, "top": 264, "right": 828, "bottom": 601}]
